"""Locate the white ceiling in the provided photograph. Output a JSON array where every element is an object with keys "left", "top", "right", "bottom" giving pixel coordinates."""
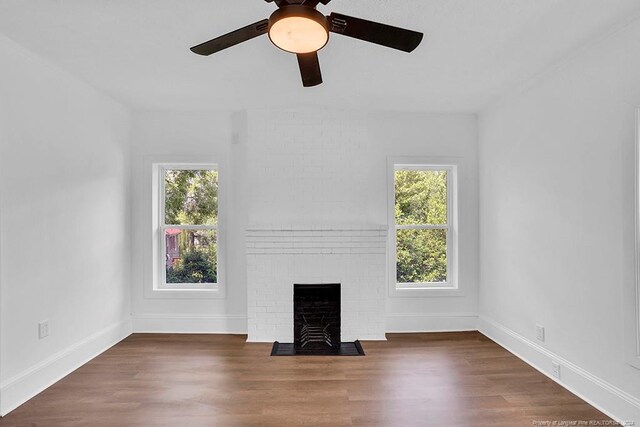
[{"left": 1, "top": 0, "right": 639, "bottom": 112}]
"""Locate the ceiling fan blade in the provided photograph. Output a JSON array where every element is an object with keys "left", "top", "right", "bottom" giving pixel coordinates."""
[
  {"left": 190, "top": 19, "right": 269, "bottom": 56},
  {"left": 328, "top": 12, "right": 423, "bottom": 53},
  {"left": 264, "top": 0, "right": 289, "bottom": 7},
  {"left": 265, "top": 0, "right": 331, "bottom": 5},
  {"left": 297, "top": 52, "right": 323, "bottom": 87},
  {"left": 301, "top": 0, "right": 332, "bottom": 6}
]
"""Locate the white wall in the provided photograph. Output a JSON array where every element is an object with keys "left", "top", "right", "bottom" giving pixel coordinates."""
[
  {"left": 247, "top": 108, "right": 479, "bottom": 330},
  {"left": 368, "top": 111, "right": 479, "bottom": 330},
  {"left": 479, "top": 19, "right": 640, "bottom": 422},
  {"left": 130, "top": 111, "right": 249, "bottom": 333},
  {"left": 130, "top": 107, "right": 478, "bottom": 334},
  {"left": 0, "top": 35, "right": 132, "bottom": 415}
]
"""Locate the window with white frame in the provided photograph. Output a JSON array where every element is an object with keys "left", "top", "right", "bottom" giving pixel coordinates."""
[
  {"left": 158, "top": 165, "right": 218, "bottom": 289},
  {"left": 392, "top": 164, "right": 457, "bottom": 289}
]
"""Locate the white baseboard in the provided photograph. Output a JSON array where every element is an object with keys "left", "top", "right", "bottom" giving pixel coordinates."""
[
  {"left": 386, "top": 313, "right": 478, "bottom": 332},
  {"left": 132, "top": 314, "right": 247, "bottom": 334},
  {"left": 479, "top": 315, "right": 640, "bottom": 424},
  {"left": 0, "top": 318, "right": 132, "bottom": 416}
]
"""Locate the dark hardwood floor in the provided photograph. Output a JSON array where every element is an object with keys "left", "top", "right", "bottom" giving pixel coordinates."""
[{"left": 0, "top": 332, "right": 610, "bottom": 426}]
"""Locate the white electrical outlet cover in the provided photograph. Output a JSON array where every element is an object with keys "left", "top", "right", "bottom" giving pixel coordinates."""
[
  {"left": 551, "top": 361, "right": 561, "bottom": 379},
  {"left": 38, "top": 320, "right": 49, "bottom": 339}
]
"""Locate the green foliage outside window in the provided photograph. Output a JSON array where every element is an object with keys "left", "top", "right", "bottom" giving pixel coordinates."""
[
  {"left": 166, "top": 248, "right": 217, "bottom": 284},
  {"left": 395, "top": 170, "right": 448, "bottom": 284},
  {"left": 165, "top": 170, "right": 218, "bottom": 225}
]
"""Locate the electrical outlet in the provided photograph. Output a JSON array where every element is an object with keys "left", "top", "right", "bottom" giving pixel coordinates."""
[
  {"left": 38, "top": 320, "right": 49, "bottom": 339},
  {"left": 551, "top": 361, "right": 561, "bottom": 379},
  {"left": 535, "top": 324, "right": 545, "bottom": 342}
]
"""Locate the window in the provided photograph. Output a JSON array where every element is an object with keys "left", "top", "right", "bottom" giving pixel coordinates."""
[
  {"left": 158, "top": 165, "right": 218, "bottom": 290},
  {"left": 390, "top": 163, "right": 457, "bottom": 290}
]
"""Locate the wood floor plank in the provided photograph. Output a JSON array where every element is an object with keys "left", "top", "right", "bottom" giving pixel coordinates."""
[{"left": 0, "top": 332, "right": 612, "bottom": 426}]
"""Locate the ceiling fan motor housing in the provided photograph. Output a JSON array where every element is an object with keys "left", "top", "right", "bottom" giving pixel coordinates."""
[{"left": 268, "top": 5, "right": 329, "bottom": 54}]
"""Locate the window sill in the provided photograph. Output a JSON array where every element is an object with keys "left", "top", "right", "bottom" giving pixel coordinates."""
[
  {"left": 147, "top": 286, "right": 225, "bottom": 300},
  {"left": 389, "top": 286, "right": 465, "bottom": 298}
]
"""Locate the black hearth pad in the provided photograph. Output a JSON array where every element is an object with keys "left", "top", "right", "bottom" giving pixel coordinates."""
[{"left": 270, "top": 341, "right": 365, "bottom": 356}]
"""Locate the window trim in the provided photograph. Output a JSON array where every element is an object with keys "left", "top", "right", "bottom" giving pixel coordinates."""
[
  {"left": 626, "top": 109, "right": 640, "bottom": 369},
  {"left": 387, "top": 157, "right": 461, "bottom": 297},
  {"left": 145, "top": 158, "right": 225, "bottom": 299}
]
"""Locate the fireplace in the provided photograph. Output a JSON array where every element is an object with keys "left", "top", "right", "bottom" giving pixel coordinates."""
[
  {"left": 270, "top": 282, "right": 365, "bottom": 356},
  {"left": 294, "top": 283, "right": 341, "bottom": 355},
  {"left": 247, "top": 226, "right": 387, "bottom": 343}
]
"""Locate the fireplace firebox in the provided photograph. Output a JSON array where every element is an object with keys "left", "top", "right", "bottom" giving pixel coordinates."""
[{"left": 294, "top": 283, "right": 341, "bottom": 355}]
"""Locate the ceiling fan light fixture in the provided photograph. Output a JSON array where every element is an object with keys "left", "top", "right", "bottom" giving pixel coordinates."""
[{"left": 268, "top": 6, "right": 329, "bottom": 54}]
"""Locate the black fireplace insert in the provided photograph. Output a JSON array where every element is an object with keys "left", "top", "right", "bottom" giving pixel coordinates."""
[
  {"left": 270, "top": 283, "right": 365, "bottom": 356},
  {"left": 294, "top": 283, "right": 341, "bottom": 354}
]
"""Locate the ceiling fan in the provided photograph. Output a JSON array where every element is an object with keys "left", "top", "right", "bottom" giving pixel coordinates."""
[{"left": 190, "top": 0, "right": 424, "bottom": 87}]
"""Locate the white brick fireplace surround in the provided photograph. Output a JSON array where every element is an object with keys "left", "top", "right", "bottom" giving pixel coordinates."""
[{"left": 246, "top": 226, "right": 387, "bottom": 342}]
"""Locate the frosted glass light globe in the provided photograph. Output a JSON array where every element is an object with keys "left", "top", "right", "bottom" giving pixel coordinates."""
[{"left": 269, "top": 6, "right": 329, "bottom": 54}]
